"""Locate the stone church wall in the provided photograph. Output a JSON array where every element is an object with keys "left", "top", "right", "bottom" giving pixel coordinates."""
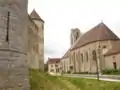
[
  {"left": 105, "top": 53, "right": 120, "bottom": 69},
  {"left": 69, "top": 40, "right": 113, "bottom": 73}
]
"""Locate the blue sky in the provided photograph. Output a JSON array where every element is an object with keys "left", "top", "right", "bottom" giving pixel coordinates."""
[{"left": 28, "top": 0, "right": 120, "bottom": 62}]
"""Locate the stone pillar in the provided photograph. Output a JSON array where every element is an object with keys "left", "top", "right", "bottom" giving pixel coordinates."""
[{"left": 0, "top": 0, "right": 29, "bottom": 90}]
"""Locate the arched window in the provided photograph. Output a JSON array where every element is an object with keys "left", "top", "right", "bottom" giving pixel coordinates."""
[
  {"left": 81, "top": 53, "right": 83, "bottom": 63},
  {"left": 102, "top": 45, "right": 107, "bottom": 54},
  {"left": 78, "top": 51, "right": 81, "bottom": 72},
  {"left": 73, "top": 52, "right": 76, "bottom": 72},
  {"left": 86, "top": 52, "right": 88, "bottom": 62},
  {"left": 92, "top": 50, "right": 97, "bottom": 61}
]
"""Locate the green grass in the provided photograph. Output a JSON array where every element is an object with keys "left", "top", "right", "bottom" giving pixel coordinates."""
[{"left": 29, "top": 69, "right": 120, "bottom": 90}]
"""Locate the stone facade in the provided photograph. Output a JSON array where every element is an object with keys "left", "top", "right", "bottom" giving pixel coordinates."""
[
  {"left": 0, "top": 0, "right": 29, "bottom": 90},
  {"left": 27, "top": 10, "right": 44, "bottom": 70},
  {"left": 104, "top": 53, "right": 120, "bottom": 69},
  {"left": 60, "top": 22, "right": 120, "bottom": 74}
]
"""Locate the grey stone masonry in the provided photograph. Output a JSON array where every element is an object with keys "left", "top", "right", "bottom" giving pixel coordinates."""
[{"left": 0, "top": 0, "right": 29, "bottom": 90}]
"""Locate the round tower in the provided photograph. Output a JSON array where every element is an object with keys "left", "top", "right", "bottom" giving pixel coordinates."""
[
  {"left": 0, "top": 0, "right": 29, "bottom": 90},
  {"left": 70, "top": 28, "right": 82, "bottom": 46}
]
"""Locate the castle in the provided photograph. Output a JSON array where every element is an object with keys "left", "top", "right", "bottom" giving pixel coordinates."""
[
  {"left": 0, "top": 0, "right": 44, "bottom": 89},
  {"left": 28, "top": 9, "right": 44, "bottom": 70},
  {"left": 61, "top": 22, "right": 120, "bottom": 74}
]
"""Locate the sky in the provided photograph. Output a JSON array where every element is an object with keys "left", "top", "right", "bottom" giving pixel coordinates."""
[{"left": 28, "top": 0, "right": 120, "bottom": 62}]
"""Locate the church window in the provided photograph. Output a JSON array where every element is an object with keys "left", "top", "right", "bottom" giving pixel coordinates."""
[
  {"left": 6, "top": 12, "right": 10, "bottom": 43},
  {"left": 73, "top": 52, "right": 76, "bottom": 72},
  {"left": 81, "top": 53, "right": 83, "bottom": 63},
  {"left": 113, "top": 62, "right": 117, "bottom": 70},
  {"left": 102, "top": 45, "right": 107, "bottom": 54},
  {"left": 86, "top": 52, "right": 88, "bottom": 62},
  {"left": 92, "top": 50, "right": 97, "bottom": 61}
]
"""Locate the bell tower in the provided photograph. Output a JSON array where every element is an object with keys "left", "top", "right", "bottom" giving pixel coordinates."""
[
  {"left": 0, "top": 0, "right": 29, "bottom": 90},
  {"left": 70, "top": 28, "right": 81, "bottom": 46}
]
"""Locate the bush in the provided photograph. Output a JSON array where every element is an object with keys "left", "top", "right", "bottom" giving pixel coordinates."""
[
  {"left": 102, "top": 69, "right": 120, "bottom": 75},
  {"left": 74, "top": 72, "right": 89, "bottom": 74},
  {"left": 67, "top": 71, "right": 71, "bottom": 74}
]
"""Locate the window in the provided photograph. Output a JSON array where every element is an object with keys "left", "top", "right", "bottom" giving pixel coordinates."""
[
  {"left": 56, "top": 68, "right": 59, "bottom": 73},
  {"left": 51, "top": 64, "right": 53, "bottom": 68},
  {"left": 81, "top": 53, "right": 83, "bottom": 63},
  {"left": 86, "top": 52, "right": 88, "bottom": 62},
  {"left": 50, "top": 69, "right": 54, "bottom": 72},
  {"left": 55, "top": 64, "right": 58, "bottom": 67},
  {"left": 92, "top": 50, "right": 97, "bottom": 61},
  {"left": 113, "top": 62, "right": 117, "bottom": 70},
  {"left": 6, "top": 12, "right": 10, "bottom": 43},
  {"left": 78, "top": 52, "right": 81, "bottom": 72},
  {"left": 73, "top": 52, "right": 76, "bottom": 72},
  {"left": 102, "top": 45, "right": 107, "bottom": 54}
]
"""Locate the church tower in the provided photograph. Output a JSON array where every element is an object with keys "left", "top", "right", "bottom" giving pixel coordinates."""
[
  {"left": 70, "top": 28, "right": 81, "bottom": 46},
  {"left": 0, "top": 0, "right": 29, "bottom": 90}
]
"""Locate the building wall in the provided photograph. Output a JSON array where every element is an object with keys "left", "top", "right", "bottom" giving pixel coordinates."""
[
  {"left": 68, "top": 40, "right": 114, "bottom": 73},
  {"left": 33, "top": 20, "right": 44, "bottom": 70},
  {"left": 0, "top": 0, "right": 29, "bottom": 90},
  {"left": 27, "top": 16, "right": 44, "bottom": 70},
  {"left": 48, "top": 63, "right": 60, "bottom": 74},
  {"left": 27, "top": 17, "right": 39, "bottom": 69},
  {"left": 105, "top": 53, "right": 120, "bottom": 69},
  {"left": 61, "top": 57, "right": 70, "bottom": 73}
]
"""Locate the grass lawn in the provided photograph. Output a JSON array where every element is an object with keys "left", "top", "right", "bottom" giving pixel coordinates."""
[{"left": 29, "top": 69, "right": 120, "bottom": 90}]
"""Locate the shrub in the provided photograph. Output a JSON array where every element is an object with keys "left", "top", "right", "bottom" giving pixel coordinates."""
[
  {"left": 67, "top": 70, "right": 71, "bottom": 74},
  {"left": 74, "top": 72, "right": 89, "bottom": 74},
  {"left": 102, "top": 69, "right": 120, "bottom": 75}
]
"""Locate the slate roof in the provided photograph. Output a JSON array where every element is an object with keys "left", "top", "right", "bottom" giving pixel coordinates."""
[
  {"left": 104, "top": 40, "right": 120, "bottom": 56},
  {"left": 30, "top": 9, "right": 44, "bottom": 22},
  {"left": 71, "top": 22, "right": 119, "bottom": 50},
  {"left": 48, "top": 58, "right": 61, "bottom": 64}
]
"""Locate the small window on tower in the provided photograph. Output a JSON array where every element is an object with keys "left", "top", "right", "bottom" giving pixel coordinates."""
[
  {"left": 6, "top": 12, "right": 10, "bottom": 43},
  {"left": 76, "top": 32, "right": 79, "bottom": 40}
]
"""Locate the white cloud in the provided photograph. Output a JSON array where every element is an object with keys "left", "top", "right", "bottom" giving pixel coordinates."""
[{"left": 28, "top": 0, "right": 120, "bottom": 62}]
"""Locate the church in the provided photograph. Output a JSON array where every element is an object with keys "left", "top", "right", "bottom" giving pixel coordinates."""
[{"left": 60, "top": 22, "right": 120, "bottom": 74}]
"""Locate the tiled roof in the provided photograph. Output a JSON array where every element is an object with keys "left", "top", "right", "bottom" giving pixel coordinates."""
[
  {"left": 104, "top": 40, "right": 120, "bottom": 56},
  {"left": 48, "top": 58, "right": 61, "bottom": 64},
  {"left": 30, "top": 9, "right": 44, "bottom": 22},
  {"left": 71, "top": 22, "right": 119, "bottom": 50}
]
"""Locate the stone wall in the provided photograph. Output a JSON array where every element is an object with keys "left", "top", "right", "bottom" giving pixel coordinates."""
[
  {"left": 105, "top": 53, "right": 120, "bottom": 69},
  {"left": 0, "top": 0, "right": 29, "bottom": 90},
  {"left": 32, "top": 19, "right": 44, "bottom": 70},
  {"left": 62, "top": 40, "right": 115, "bottom": 73},
  {"left": 27, "top": 16, "right": 44, "bottom": 70}
]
